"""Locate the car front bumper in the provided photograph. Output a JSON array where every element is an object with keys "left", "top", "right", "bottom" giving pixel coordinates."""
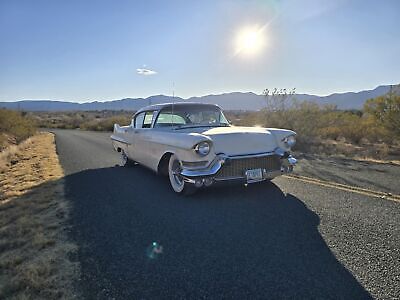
[{"left": 179, "top": 149, "right": 297, "bottom": 187}]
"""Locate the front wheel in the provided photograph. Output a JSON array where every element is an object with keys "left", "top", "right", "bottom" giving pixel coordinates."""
[{"left": 168, "top": 154, "right": 197, "bottom": 195}]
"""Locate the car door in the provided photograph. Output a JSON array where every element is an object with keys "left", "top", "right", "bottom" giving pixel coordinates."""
[{"left": 128, "top": 111, "right": 156, "bottom": 166}]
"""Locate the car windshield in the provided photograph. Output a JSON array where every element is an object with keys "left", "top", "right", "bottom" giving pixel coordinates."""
[{"left": 154, "top": 104, "right": 230, "bottom": 128}]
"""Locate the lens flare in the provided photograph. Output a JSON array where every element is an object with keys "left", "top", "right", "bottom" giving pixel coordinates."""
[
  {"left": 146, "top": 242, "right": 163, "bottom": 259},
  {"left": 235, "top": 25, "right": 266, "bottom": 56}
]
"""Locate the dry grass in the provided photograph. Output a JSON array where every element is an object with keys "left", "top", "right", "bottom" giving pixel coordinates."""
[
  {"left": 352, "top": 157, "right": 400, "bottom": 166},
  {"left": 0, "top": 132, "right": 80, "bottom": 299}
]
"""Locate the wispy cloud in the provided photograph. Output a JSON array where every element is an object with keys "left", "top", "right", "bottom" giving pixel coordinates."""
[{"left": 136, "top": 68, "right": 157, "bottom": 76}]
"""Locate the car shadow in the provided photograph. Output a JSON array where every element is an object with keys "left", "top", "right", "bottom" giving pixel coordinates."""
[{"left": 64, "top": 165, "right": 372, "bottom": 299}]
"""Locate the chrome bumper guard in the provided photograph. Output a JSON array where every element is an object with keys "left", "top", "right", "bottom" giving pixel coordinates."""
[{"left": 180, "top": 148, "right": 297, "bottom": 187}]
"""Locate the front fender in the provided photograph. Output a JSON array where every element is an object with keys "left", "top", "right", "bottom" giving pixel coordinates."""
[{"left": 267, "top": 128, "right": 296, "bottom": 151}]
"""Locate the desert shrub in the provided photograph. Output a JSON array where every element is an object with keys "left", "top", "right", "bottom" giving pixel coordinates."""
[
  {"left": 34, "top": 110, "right": 133, "bottom": 131},
  {"left": 0, "top": 109, "right": 36, "bottom": 146},
  {"left": 316, "top": 112, "right": 363, "bottom": 143},
  {"left": 364, "top": 91, "right": 400, "bottom": 137},
  {"left": 256, "top": 101, "right": 337, "bottom": 143},
  {"left": 79, "top": 116, "right": 131, "bottom": 131},
  {"left": 232, "top": 91, "right": 400, "bottom": 154}
]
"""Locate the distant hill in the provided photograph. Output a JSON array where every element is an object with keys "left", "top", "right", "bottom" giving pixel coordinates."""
[{"left": 0, "top": 85, "right": 394, "bottom": 112}]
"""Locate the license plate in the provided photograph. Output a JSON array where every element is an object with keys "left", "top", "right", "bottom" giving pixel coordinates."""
[{"left": 245, "top": 168, "right": 263, "bottom": 182}]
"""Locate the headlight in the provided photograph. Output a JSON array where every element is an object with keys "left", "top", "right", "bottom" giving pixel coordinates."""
[
  {"left": 194, "top": 141, "right": 211, "bottom": 156},
  {"left": 283, "top": 135, "right": 296, "bottom": 148}
]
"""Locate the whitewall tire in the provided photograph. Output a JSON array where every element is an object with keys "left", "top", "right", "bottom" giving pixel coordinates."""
[{"left": 168, "top": 154, "right": 196, "bottom": 195}]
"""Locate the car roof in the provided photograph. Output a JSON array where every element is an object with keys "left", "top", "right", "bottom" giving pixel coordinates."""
[{"left": 135, "top": 102, "right": 221, "bottom": 115}]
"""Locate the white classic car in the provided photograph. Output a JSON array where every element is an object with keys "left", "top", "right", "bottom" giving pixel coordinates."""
[{"left": 111, "top": 103, "right": 297, "bottom": 195}]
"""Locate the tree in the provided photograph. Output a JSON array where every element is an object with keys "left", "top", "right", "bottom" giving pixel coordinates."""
[{"left": 263, "top": 88, "right": 296, "bottom": 112}]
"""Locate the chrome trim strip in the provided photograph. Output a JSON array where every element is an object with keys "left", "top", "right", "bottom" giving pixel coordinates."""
[
  {"left": 224, "top": 148, "right": 292, "bottom": 159},
  {"left": 180, "top": 151, "right": 297, "bottom": 179},
  {"left": 214, "top": 170, "right": 283, "bottom": 182},
  {"left": 111, "top": 135, "right": 131, "bottom": 145},
  {"left": 181, "top": 160, "right": 209, "bottom": 170},
  {"left": 214, "top": 176, "right": 245, "bottom": 182},
  {"left": 226, "top": 151, "right": 276, "bottom": 159},
  {"left": 180, "top": 159, "right": 223, "bottom": 177}
]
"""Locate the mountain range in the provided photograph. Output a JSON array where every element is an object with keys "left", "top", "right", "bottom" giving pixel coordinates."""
[{"left": 0, "top": 85, "right": 394, "bottom": 112}]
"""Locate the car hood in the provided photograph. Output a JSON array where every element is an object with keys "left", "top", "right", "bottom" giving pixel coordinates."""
[{"left": 178, "top": 126, "right": 279, "bottom": 156}]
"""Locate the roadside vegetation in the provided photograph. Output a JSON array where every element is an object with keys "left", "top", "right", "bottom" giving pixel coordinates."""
[
  {"left": 0, "top": 109, "right": 36, "bottom": 150},
  {"left": 33, "top": 110, "right": 132, "bottom": 131},
  {"left": 0, "top": 133, "right": 79, "bottom": 299},
  {"left": 227, "top": 87, "right": 400, "bottom": 161}
]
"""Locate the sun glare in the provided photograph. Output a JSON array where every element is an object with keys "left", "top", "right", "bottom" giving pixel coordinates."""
[{"left": 235, "top": 26, "right": 266, "bottom": 56}]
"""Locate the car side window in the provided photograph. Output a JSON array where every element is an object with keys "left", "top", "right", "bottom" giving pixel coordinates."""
[
  {"left": 134, "top": 112, "right": 145, "bottom": 128},
  {"left": 142, "top": 111, "right": 154, "bottom": 128}
]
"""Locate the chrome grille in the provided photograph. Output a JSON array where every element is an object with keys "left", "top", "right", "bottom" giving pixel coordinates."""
[{"left": 216, "top": 155, "right": 281, "bottom": 179}]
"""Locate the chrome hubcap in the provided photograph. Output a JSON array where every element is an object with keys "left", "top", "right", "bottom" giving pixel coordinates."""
[{"left": 171, "top": 160, "right": 183, "bottom": 186}]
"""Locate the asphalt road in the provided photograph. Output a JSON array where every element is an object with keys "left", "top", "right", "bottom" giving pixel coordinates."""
[
  {"left": 293, "top": 153, "right": 400, "bottom": 195},
  {"left": 53, "top": 129, "right": 400, "bottom": 299}
]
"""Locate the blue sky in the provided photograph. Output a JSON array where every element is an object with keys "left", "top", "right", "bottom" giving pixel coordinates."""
[{"left": 0, "top": 0, "right": 399, "bottom": 102}]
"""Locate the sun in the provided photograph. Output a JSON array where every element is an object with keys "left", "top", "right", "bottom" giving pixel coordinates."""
[{"left": 235, "top": 26, "right": 266, "bottom": 56}]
